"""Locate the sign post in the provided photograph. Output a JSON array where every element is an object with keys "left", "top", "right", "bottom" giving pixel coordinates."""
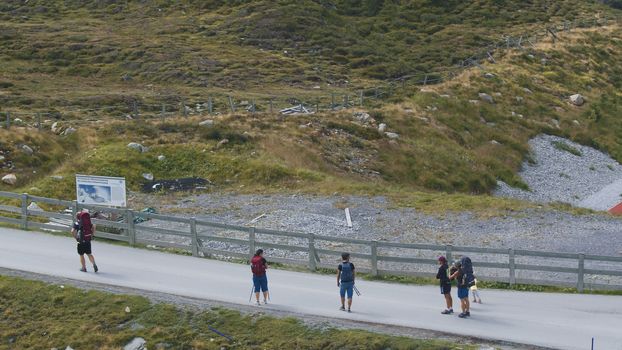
[{"left": 75, "top": 174, "right": 127, "bottom": 207}]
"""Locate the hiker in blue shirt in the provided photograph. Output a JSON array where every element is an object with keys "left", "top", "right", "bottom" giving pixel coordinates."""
[{"left": 337, "top": 252, "right": 355, "bottom": 312}]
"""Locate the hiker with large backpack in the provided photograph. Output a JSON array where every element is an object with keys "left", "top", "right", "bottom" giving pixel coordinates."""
[
  {"left": 250, "top": 249, "right": 269, "bottom": 305},
  {"left": 71, "top": 209, "right": 98, "bottom": 273},
  {"left": 436, "top": 256, "right": 453, "bottom": 314},
  {"left": 337, "top": 252, "right": 355, "bottom": 312},
  {"left": 449, "top": 256, "right": 475, "bottom": 318}
]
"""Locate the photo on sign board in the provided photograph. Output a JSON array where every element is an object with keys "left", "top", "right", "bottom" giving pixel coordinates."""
[{"left": 77, "top": 184, "right": 112, "bottom": 204}]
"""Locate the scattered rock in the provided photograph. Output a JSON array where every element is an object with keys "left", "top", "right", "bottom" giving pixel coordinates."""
[
  {"left": 385, "top": 132, "right": 399, "bottom": 139},
  {"left": 353, "top": 112, "right": 372, "bottom": 123},
  {"left": 65, "top": 347, "right": 74, "bottom": 350},
  {"left": 551, "top": 119, "right": 560, "bottom": 129},
  {"left": 515, "top": 96, "right": 524, "bottom": 103},
  {"left": 416, "top": 116, "right": 430, "bottom": 123},
  {"left": 123, "top": 337, "right": 146, "bottom": 350},
  {"left": 573, "top": 120, "right": 580, "bottom": 126},
  {"left": 14, "top": 118, "right": 23, "bottom": 124},
  {"left": 439, "top": 94, "right": 451, "bottom": 98},
  {"left": 199, "top": 119, "right": 214, "bottom": 127},
  {"left": 527, "top": 54, "right": 535, "bottom": 59},
  {"left": 479, "top": 93, "right": 494, "bottom": 104},
  {"left": 216, "top": 139, "right": 229, "bottom": 148},
  {"left": 121, "top": 74, "right": 132, "bottom": 81},
  {"left": 484, "top": 72, "right": 495, "bottom": 79},
  {"left": 21, "top": 144, "right": 34, "bottom": 155},
  {"left": 62, "top": 127, "right": 76, "bottom": 136},
  {"left": 142, "top": 173, "right": 154, "bottom": 181},
  {"left": 27, "top": 202, "right": 42, "bottom": 211},
  {"left": 50, "top": 175, "right": 64, "bottom": 181},
  {"left": 493, "top": 92, "right": 502, "bottom": 97},
  {"left": 125, "top": 306, "right": 131, "bottom": 313},
  {"left": 0, "top": 155, "right": 4, "bottom": 162},
  {"left": 378, "top": 123, "right": 387, "bottom": 133},
  {"left": 312, "top": 85, "right": 321, "bottom": 89},
  {"left": 157, "top": 155, "right": 166, "bottom": 161},
  {"left": 2, "top": 174, "right": 17, "bottom": 185},
  {"left": 490, "top": 140, "right": 501, "bottom": 145},
  {"left": 541, "top": 58, "right": 548, "bottom": 65},
  {"left": 127, "top": 142, "right": 146, "bottom": 153},
  {"left": 523, "top": 88, "right": 533, "bottom": 94},
  {"left": 569, "top": 94, "right": 585, "bottom": 106}
]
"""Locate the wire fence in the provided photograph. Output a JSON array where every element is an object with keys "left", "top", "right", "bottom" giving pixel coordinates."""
[{"left": 0, "top": 15, "right": 620, "bottom": 130}]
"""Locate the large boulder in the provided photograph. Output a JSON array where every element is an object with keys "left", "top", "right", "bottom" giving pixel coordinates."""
[
  {"left": 127, "top": 142, "right": 146, "bottom": 153},
  {"left": 62, "top": 127, "right": 77, "bottom": 136},
  {"left": 569, "top": 94, "right": 585, "bottom": 106},
  {"left": 123, "top": 337, "right": 146, "bottom": 350},
  {"left": 199, "top": 119, "right": 214, "bottom": 127},
  {"left": 385, "top": 132, "right": 399, "bottom": 139},
  {"left": 21, "top": 144, "right": 34, "bottom": 155},
  {"left": 2, "top": 174, "right": 17, "bottom": 185},
  {"left": 478, "top": 93, "right": 494, "bottom": 104}
]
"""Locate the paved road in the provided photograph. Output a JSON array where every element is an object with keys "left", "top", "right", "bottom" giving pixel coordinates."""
[{"left": 1, "top": 228, "right": 620, "bottom": 350}]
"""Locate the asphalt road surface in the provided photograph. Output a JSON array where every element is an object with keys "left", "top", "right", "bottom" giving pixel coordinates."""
[{"left": 0, "top": 228, "right": 620, "bottom": 350}]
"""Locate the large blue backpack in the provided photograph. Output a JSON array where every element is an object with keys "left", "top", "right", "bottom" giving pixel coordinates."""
[
  {"left": 460, "top": 256, "right": 476, "bottom": 287},
  {"left": 340, "top": 262, "right": 354, "bottom": 283}
]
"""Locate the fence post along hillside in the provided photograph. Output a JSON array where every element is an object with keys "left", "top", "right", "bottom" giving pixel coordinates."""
[
  {"left": 1, "top": 191, "right": 621, "bottom": 292},
  {"left": 0, "top": 16, "right": 620, "bottom": 127}
]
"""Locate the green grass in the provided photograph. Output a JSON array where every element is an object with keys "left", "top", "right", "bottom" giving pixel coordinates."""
[
  {"left": 552, "top": 141, "right": 582, "bottom": 156},
  {"left": 2, "top": 3, "right": 622, "bottom": 215},
  {"left": 0, "top": 275, "right": 474, "bottom": 350}
]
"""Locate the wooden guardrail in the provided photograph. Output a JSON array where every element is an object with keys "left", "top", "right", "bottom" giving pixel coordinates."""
[{"left": 1, "top": 191, "right": 621, "bottom": 292}]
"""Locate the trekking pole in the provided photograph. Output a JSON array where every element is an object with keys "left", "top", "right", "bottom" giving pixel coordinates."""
[
  {"left": 208, "top": 326, "right": 234, "bottom": 342},
  {"left": 249, "top": 286, "right": 254, "bottom": 303},
  {"left": 353, "top": 285, "right": 361, "bottom": 296}
]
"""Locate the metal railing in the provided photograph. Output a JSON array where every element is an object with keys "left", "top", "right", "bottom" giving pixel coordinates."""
[{"left": 1, "top": 191, "right": 621, "bottom": 292}]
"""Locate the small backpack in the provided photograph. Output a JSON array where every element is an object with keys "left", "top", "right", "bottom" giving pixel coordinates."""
[
  {"left": 340, "top": 262, "right": 354, "bottom": 283},
  {"left": 77, "top": 212, "right": 93, "bottom": 243},
  {"left": 460, "top": 256, "right": 476, "bottom": 287},
  {"left": 250, "top": 256, "right": 266, "bottom": 276}
]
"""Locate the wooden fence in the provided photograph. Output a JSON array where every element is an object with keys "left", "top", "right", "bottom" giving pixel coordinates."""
[{"left": 1, "top": 191, "right": 621, "bottom": 292}]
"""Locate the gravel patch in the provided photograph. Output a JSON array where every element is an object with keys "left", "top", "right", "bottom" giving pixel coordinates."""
[
  {"left": 495, "top": 134, "right": 622, "bottom": 210},
  {"left": 132, "top": 192, "right": 622, "bottom": 287}
]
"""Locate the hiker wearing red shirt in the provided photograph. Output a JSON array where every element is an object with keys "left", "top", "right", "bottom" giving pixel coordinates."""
[
  {"left": 71, "top": 209, "right": 98, "bottom": 273},
  {"left": 250, "top": 249, "right": 269, "bottom": 305}
]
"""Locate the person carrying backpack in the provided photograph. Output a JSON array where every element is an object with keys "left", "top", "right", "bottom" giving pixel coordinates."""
[
  {"left": 337, "top": 252, "right": 355, "bottom": 312},
  {"left": 436, "top": 256, "right": 453, "bottom": 314},
  {"left": 449, "top": 257, "right": 475, "bottom": 318},
  {"left": 250, "top": 249, "right": 269, "bottom": 305},
  {"left": 71, "top": 209, "right": 98, "bottom": 273}
]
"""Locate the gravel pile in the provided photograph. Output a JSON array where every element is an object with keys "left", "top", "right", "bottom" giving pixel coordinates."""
[
  {"left": 133, "top": 192, "right": 622, "bottom": 287},
  {"left": 495, "top": 134, "right": 622, "bottom": 210}
]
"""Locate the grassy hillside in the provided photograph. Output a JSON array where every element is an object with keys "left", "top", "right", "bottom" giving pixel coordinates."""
[
  {"left": 0, "top": 0, "right": 618, "bottom": 111},
  {"left": 1, "top": 1, "right": 622, "bottom": 214}
]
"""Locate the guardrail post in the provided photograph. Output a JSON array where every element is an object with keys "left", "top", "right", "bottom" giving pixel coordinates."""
[
  {"left": 509, "top": 248, "right": 516, "bottom": 286},
  {"left": 126, "top": 209, "right": 136, "bottom": 246},
  {"left": 445, "top": 244, "right": 453, "bottom": 263},
  {"left": 190, "top": 217, "right": 198, "bottom": 257},
  {"left": 308, "top": 233, "right": 317, "bottom": 271},
  {"left": 5, "top": 112, "right": 10, "bottom": 130},
  {"left": 370, "top": 240, "right": 378, "bottom": 277},
  {"left": 20, "top": 193, "right": 28, "bottom": 230},
  {"left": 249, "top": 227, "right": 256, "bottom": 258},
  {"left": 577, "top": 253, "right": 585, "bottom": 293}
]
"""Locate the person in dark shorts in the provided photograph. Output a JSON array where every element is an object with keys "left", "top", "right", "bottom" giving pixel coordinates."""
[
  {"left": 337, "top": 252, "right": 355, "bottom": 312},
  {"left": 71, "top": 209, "right": 98, "bottom": 273},
  {"left": 436, "top": 256, "right": 453, "bottom": 314},
  {"left": 449, "top": 260, "right": 470, "bottom": 318},
  {"left": 250, "top": 249, "right": 269, "bottom": 305}
]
